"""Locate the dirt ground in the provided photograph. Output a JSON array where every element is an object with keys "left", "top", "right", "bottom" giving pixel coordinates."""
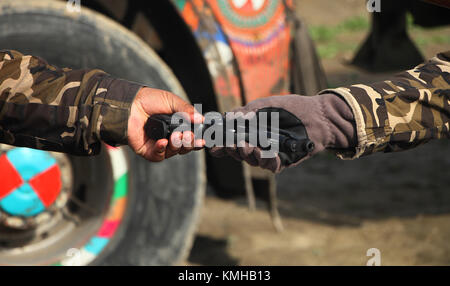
[{"left": 186, "top": 0, "right": 450, "bottom": 266}]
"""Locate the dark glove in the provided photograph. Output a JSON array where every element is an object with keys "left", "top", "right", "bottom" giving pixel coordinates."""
[{"left": 209, "top": 93, "right": 357, "bottom": 173}]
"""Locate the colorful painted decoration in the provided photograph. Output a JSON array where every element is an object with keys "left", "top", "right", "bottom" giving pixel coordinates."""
[
  {"left": 175, "top": 0, "right": 243, "bottom": 112},
  {"left": 58, "top": 146, "right": 128, "bottom": 266},
  {"left": 0, "top": 145, "right": 129, "bottom": 265},
  {"left": 0, "top": 148, "right": 61, "bottom": 217},
  {"left": 231, "top": 0, "right": 266, "bottom": 12},
  {"left": 208, "top": 0, "right": 292, "bottom": 102},
  {"left": 173, "top": 0, "right": 292, "bottom": 106}
]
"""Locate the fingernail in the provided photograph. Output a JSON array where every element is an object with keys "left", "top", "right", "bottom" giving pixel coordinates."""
[
  {"left": 193, "top": 112, "right": 204, "bottom": 124},
  {"left": 183, "top": 132, "right": 193, "bottom": 147},
  {"left": 194, "top": 139, "right": 205, "bottom": 148},
  {"left": 157, "top": 140, "right": 167, "bottom": 152},
  {"left": 171, "top": 133, "right": 182, "bottom": 148}
]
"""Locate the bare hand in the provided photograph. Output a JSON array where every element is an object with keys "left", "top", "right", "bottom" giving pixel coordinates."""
[{"left": 128, "top": 87, "right": 204, "bottom": 162}]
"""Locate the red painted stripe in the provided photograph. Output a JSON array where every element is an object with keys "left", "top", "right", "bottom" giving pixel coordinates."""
[
  {"left": 106, "top": 145, "right": 118, "bottom": 150},
  {"left": 97, "top": 220, "right": 120, "bottom": 238},
  {"left": 0, "top": 154, "right": 23, "bottom": 200},
  {"left": 29, "top": 165, "right": 62, "bottom": 207}
]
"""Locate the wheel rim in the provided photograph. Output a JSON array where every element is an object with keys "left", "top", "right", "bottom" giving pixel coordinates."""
[
  {"left": 0, "top": 145, "right": 129, "bottom": 265},
  {"left": 0, "top": 145, "right": 72, "bottom": 229},
  {"left": 0, "top": 0, "right": 205, "bottom": 265}
]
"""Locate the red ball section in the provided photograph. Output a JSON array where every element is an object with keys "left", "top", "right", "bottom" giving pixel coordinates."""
[
  {"left": 0, "top": 154, "right": 23, "bottom": 200},
  {"left": 29, "top": 165, "right": 62, "bottom": 208}
]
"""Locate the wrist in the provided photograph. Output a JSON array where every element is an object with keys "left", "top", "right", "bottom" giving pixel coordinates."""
[
  {"left": 314, "top": 93, "right": 357, "bottom": 150},
  {"left": 95, "top": 76, "right": 143, "bottom": 146}
]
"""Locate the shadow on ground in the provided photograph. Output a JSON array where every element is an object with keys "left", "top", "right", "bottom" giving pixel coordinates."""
[
  {"left": 275, "top": 139, "right": 450, "bottom": 226},
  {"left": 187, "top": 235, "right": 239, "bottom": 266}
]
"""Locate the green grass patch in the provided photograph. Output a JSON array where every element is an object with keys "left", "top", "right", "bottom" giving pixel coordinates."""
[
  {"left": 309, "top": 25, "right": 339, "bottom": 43},
  {"left": 430, "top": 35, "right": 450, "bottom": 45},
  {"left": 406, "top": 12, "right": 450, "bottom": 52},
  {"left": 338, "top": 16, "right": 370, "bottom": 32},
  {"left": 308, "top": 13, "right": 449, "bottom": 60},
  {"left": 309, "top": 16, "right": 369, "bottom": 59},
  {"left": 316, "top": 42, "right": 358, "bottom": 59},
  {"left": 309, "top": 16, "right": 370, "bottom": 44}
]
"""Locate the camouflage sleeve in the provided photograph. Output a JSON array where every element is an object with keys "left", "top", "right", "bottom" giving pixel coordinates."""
[
  {"left": 320, "top": 50, "right": 450, "bottom": 159},
  {"left": 0, "top": 50, "right": 142, "bottom": 155}
]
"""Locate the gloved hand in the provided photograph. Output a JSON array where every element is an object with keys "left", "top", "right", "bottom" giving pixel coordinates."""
[{"left": 210, "top": 93, "right": 357, "bottom": 173}]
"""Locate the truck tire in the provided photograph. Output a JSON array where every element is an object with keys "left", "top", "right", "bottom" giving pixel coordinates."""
[{"left": 0, "top": 0, "right": 205, "bottom": 265}]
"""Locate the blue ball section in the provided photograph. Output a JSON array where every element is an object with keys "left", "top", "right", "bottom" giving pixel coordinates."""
[
  {"left": 6, "top": 148, "right": 56, "bottom": 181},
  {"left": 0, "top": 183, "right": 45, "bottom": 217},
  {"left": 0, "top": 148, "right": 57, "bottom": 216}
]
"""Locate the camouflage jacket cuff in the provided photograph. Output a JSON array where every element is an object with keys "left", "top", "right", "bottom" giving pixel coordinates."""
[
  {"left": 318, "top": 87, "right": 391, "bottom": 160},
  {"left": 93, "top": 76, "right": 142, "bottom": 146}
]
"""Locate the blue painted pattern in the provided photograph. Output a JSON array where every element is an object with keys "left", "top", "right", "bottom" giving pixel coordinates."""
[
  {"left": 84, "top": 237, "right": 110, "bottom": 255},
  {"left": 0, "top": 183, "right": 45, "bottom": 216},
  {"left": 0, "top": 148, "right": 57, "bottom": 216},
  {"left": 6, "top": 148, "right": 56, "bottom": 181}
]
